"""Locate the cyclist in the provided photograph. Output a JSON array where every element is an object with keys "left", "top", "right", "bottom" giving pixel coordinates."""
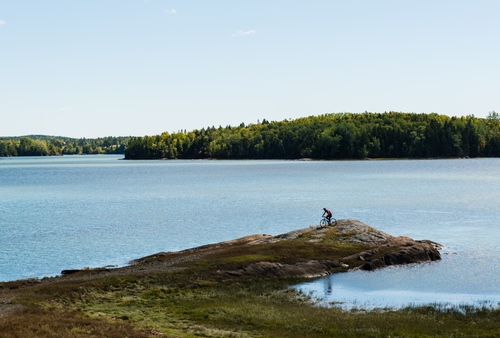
[{"left": 322, "top": 208, "right": 333, "bottom": 224}]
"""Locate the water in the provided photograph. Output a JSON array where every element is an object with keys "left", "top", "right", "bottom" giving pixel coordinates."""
[{"left": 1, "top": 156, "right": 499, "bottom": 309}]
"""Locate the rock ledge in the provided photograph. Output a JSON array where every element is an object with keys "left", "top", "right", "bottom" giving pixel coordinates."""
[{"left": 145, "top": 218, "right": 442, "bottom": 278}]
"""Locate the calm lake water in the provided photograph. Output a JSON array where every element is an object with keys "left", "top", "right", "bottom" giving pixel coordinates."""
[{"left": 1, "top": 155, "right": 499, "bottom": 309}]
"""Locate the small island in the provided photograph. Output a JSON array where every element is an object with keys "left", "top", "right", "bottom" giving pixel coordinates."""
[{"left": 1, "top": 220, "right": 497, "bottom": 337}]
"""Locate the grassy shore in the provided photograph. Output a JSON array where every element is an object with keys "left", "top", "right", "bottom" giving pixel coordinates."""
[{"left": 1, "top": 223, "right": 498, "bottom": 337}]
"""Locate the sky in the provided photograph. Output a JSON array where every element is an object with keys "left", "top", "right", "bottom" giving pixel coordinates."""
[{"left": 1, "top": 1, "right": 499, "bottom": 138}]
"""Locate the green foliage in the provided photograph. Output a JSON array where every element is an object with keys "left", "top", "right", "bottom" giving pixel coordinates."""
[
  {"left": 4, "top": 112, "right": 499, "bottom": 159},
  {"left": 125, "top": 112, "right": 500, "bottom": 160},
  {"left": 0, "top": 135, "right": 129, "bottom": 157}
]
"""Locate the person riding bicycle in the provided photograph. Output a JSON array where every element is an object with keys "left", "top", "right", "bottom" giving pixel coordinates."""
[{"left": 323, "top": 208, "right": 333, "bottom": 224}]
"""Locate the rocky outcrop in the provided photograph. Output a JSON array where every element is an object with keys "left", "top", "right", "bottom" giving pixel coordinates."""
[
  {"left": 225, "top": 260, "right": 345, "bottom": 279},
  {"left": 357, "top": 238, "right": 442, "bottom": 271},
  {"left": 216, "top": 219, "right": 441, "bottom": 277},
  {"left": 56, "top": 219, "right": 441, "bottom": 282},
  {"left": 326, "top": 220, "right": 442, "bottom": 271}
]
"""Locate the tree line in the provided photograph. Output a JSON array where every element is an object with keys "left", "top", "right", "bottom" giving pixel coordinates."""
[
  {"left": 0, "top": 135, "right": 129, "bottom": 157},
  {"left": 124, "top": 112, "right": 500, "bottom": 160}
]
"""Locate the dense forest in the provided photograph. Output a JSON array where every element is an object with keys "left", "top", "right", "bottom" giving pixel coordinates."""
[
  {"left": 124, "top": 112, "right": 500, "bottom": 160},
  {"left": 2, "top": 112, "right": 499, "bottom": 159},
  {"left": 0, "top": 135, "right": 129, "bottom": 157}
]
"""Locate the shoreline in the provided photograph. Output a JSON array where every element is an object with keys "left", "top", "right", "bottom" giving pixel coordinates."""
[
  {"left": 1, "top": 219, "right": 442, "bottom": 287},
  {"left": 3, "top": 220, "right": 499, "bottom": 337}
]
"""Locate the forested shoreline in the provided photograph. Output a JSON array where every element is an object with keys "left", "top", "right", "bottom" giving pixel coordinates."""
[
  {"left": 2, "top": 112, "right": 500, "bottom": 159},
  {"left": 125, "top": 112, "right": 500, "bottom": 160},
  {"left": 0, "top": 135, "right": 129, "bottom": 157}
]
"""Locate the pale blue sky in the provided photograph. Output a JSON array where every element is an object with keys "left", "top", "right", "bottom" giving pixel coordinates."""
[{"left": 1, "top": 1, "right": 499, "bottom": 138}]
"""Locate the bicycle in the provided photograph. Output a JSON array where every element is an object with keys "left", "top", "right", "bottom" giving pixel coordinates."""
[{"left": 320, "top": 216, "right": 337, "bottom": 227}]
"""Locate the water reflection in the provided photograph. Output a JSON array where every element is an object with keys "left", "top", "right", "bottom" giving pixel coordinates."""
[
  {"left": 297, "top": 280, "right": 500, "bottom": 310},
  {"left": 294, "top": 256, "right": 500, "bottom": 310}
]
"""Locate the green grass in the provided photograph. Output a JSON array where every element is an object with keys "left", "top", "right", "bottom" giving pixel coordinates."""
[
  {"left": 225, "top": 254, "right": 277, "bottom": 264},
  {"left": 2, "top": 227, "right": 499, "bottom": 337},
  {"left": 11, "top": 270, "right": 498, "bottom": 336}
]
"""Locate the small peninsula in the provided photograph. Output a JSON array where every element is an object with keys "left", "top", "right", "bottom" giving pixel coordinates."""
[
  {"left": 128, "top": 218, "right": 442, "bottom": 279},
  {"left": 0, "top": 219, "right": 478, "bottom": 338}
]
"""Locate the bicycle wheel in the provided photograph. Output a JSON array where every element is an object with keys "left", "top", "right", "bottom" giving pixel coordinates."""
[
  {"left": 330, "top": 218, "right": 337, "bottom": 226},
  {"left": 320, "top": 218, "right": 328, "bottom": 227}
]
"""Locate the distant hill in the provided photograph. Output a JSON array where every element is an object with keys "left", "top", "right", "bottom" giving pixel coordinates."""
[
  {"left": 3, "top": 112, "right": 500, "bottom": 159},
  {"left": 0, "top": 135, "right": 130, "bottom": 156},
  {"left": 124, "top": 112, "right": 500, "bottom": 160}
]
